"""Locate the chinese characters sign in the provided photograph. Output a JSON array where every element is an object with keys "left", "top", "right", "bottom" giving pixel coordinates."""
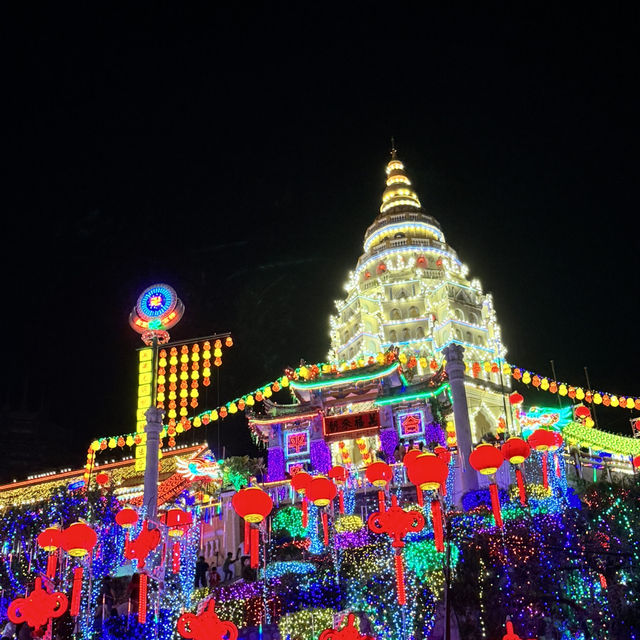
[
  {"left": 323, "top": 410, "right": 380, "bottom": 437},
  {"left": 398, "top": 412, "right": 424, "bottom": 438},
  {"left": 286, "top": 431, "right": 309, "bottom": 456}
]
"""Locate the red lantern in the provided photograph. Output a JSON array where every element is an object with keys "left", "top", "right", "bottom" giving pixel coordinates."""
[
  {"left": 574, "top": 405, "right": 591, "bottom": 420},
  {"left": 96, "top": 472, "right": 110, "bottom": 487},
  {"left": 115, "top": 507, "right": 139, "bottom": 529},
  {"left": 62, "top": 522, "right": 97, "bottom": 558},
  {"left": 319, "top": 613, "right": 375, "bottom": 640},
  {"left": 37, "top": 526, "right": 62, "bottom": 578},
  {"left": 177, "top": 599, "right": 238, "bottom": 640},
  {"left": 469, "top": 445, "right": 504, "bottom": 528},
  {"left": 509, "top": 392, "right": 524, "bottom": 405},
  {"left": 528, "top": 429, "right": 558, "bottom": 489},
  {"left": 501, "top": 437, "right": 531, "bottom": 506},
  {"left": 403, "top": 448, "right": 422, "bottom": 469},
  {"left": 307, "top": 477, "right": 337, "bottom": 545},
  {"left": 434, "top": 446, "right": 451, "bottom": 465},
  {"left": 328, "top": 466, "right": 347, "bottom": 513},
  {"left": 633, "top": 455, "right": 640, "bottom": 469},
  {"left": 366, "top": 461, "right": 392, "bottom": 512},
  {"left": 232, "top": 487, "right": 273, "bottom": 569},
  {"left": 291, "top": 471, "right": 312, "bottom": 528},
  {"left": 8, "top": 578, "right": 68, "bottom": 629},
  {"left": 164, "top": 508, "right": 193, "bottom": 537},
  {"left": 231, "top": 487, "right": 273, "bottom": 523},
  {"left": 368, "top": 495, "right": 425, "bottom": 605}
]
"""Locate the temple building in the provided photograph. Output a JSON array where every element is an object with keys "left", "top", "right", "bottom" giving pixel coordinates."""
[{"left": 251, "top": 150, "right": 512, "bottom": 491}]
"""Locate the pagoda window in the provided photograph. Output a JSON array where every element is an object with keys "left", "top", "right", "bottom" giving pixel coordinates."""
[
  {"left": 389, "top": 330, "right": 397, "bottom": 342},
  {"left": 465, "top": 331, "right": 473, "bottom": 343},
  {"left": 468, "top": 311, "right": 479, "bottom": 324},
  {"left": 391, "top": 308, "right": 401, "bottom": 320},
  {"left": 415, "top": 326, "right": 425, "bottom": 338},
  {"left": 343, "top": 331, "right": 349, "bottom": 343},
  {"left": 398, "top": 289, "right": 407, "bottom": 299},
  {"left": 401, "top": 328, "right": 410, "bottom": 341},
  {"left": 454, "top": 309, "right": 464, "bottom": 321},
  {"left": 454, "top": 329, "right": 462, "bottom": 340},
  {"left": 409, "top": 306, "right": 419, "bottom": 318}
]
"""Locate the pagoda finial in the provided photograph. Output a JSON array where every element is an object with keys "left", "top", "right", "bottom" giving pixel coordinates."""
[{"left": 390, "top": 137, "right": 397, "bottom": 159}]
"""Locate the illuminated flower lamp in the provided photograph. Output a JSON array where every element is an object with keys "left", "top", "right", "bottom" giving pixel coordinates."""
[
  {"left": 368, "top": 494, "right": 425, "bottom": 605},
  {"left": 129, "top": 283, "right": 185, "bottom": 347},
  {"left": 95, "top": 471, "right": 110, "bottom": 487},
  {"left": 509, "top": 392, "right": 524, "bottom": 405},
  {"left": 468, "top": 445, "right": 505, "bottom": 528},
  {"left": 231, "top": 487, "right": 273, "bottom": 568},
  {"left": 501, "top": 437, "right": 531, "bottom": 506},
  {"left": 318, "top": 613, "right": 376, "bottom": 640},
  {"left": 365, "top": 461, "right": 392, "bottom": 513},
  {"left": 162, "top": 508, "right": 193, "bottom": 573},
  {"left": 574, "top": 405, "right": 591, "bottom": 421},
  {"left": 527, "top": 429, "right": 558, "bottom": 490},
  {"left": 37, "top": 526, "right": 62, "bottom": 579},
  {"left": 291, "top": 471, "right": 313, "bottom": 528},
  {"left": 8, "top": 578, "right": 68, "bottom": 630},
  {"left": 406, "top": 453, "right": 449, "bottom": 551},
  {"left": 307, "top": 477, "right": 338, "bottom": 546},
  {"left": 115, "top": 507, "right": 139, "bottom": 545},
  {"left": 328, "top": 465, "right": 348, "bottom": 514},
  {"left": 177, "top": 600, "right": 238, "bottom": 640}
]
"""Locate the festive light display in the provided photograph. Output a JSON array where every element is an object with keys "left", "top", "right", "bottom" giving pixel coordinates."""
[
  {"left": 469, "top": 444, "right": 505, "bottom": 527},
  {"left": 8, "top": 577, "right": 68, "bottom": 629}
]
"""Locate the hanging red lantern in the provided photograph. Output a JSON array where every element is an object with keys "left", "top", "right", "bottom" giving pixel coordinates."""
[
  {"left": 307, "top": 477, "right": 337, "bottom": 546},
  {"left": 37, "top": 526, "right": 62, "bottom": 578},
  {"left": 368, "top": 494, "right": 425, "bottom": 605},
  {"left": 527, "top": 429, "right": 559, "bottom": 489},
  {"left": 501, "top": 437, "right": 531, "bottom": 506},
  {"left": 177, "top": 599, "right": 238, "bottom": 640},
  {"left": 403, "top": 448, "right": 422, "bottom": 469},
  {"left": 574, "top": 405, "right": 591, "bottom": 420},
  {"left": 62, "top": 522, "right": 97, "bottom": 558},
  {"left": 633, "top": 455, "right": 640, "bottom": 469},
  {"left": 232, "top": 487, "right": 273, "bottom": 569},
  {"left": 8, "top": 578, "right": 68, "bottom": 629},
  {"left": 318, "top": 613, "right": 375, "bottom": 640},
  {"left": 162, "top": 508, "right": 193, "bottom": 572},
  {"left": 328, "top": 466, "right": 348, "bottom": 514},
  {"left": 291, "top": 471, "right": 312, "bottom": 528},
  {"left": 509, "top": 392, "right": 524, "bottom": 405},
  {"left": 469, "top": 445, "right": 504, "bottom": 528},
  {"left": 95, "top": 472, "right": 110, "bottom": 487},
  {"left": 406, "top": 453, "right": 449, "bottom": 550},
  {"left": 365, "top": 461, "right": 392, "bottom": 512},
  {"left": 434, "top": 446, "right": 451, "bottom": 465}
]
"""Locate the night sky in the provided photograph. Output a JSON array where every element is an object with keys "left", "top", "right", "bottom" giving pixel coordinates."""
[{"left": 3, "top": 7, "right": 639, "bottom": 479}]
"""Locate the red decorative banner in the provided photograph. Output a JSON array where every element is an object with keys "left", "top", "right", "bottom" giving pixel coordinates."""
[{"left": 323, "top": 410, "right": 380, "bottom": 438}]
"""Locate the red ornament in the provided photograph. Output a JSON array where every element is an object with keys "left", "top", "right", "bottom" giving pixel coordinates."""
[
  {"left": 290, "top": 471, "right": 312, "bottom": 495},
  {"left": 96, "top": 472, "right": 110, "bottom": 486},
  {"left": 319, "top": 613, "right": 375, "bottom": 640},
  {"left": 329, "top": 466, "right": 347, "bottom": 513},
  {"left": 365, "top": 462, "right": 392, "bottom": 487},
  {"left": 37, "top": 527, "right": 62, "bottom": 552},
  {"left": 62, "top": 522, "right": 97, "bottom": 558},
  {"left": 434, "top": 446, "right": 451, "bottom": 465},
  {"left": 177, "top": 600, "right": 238, "bottom": 640},
  {"left": 116, "top": 507, "right": 139, "bottom": 530},
  {"left": 70, "top": 566, "right": 83, "bottom": 617},
  {"left": 402, "top": 448, "right": 422, "bottom": 469},
  {"left": 501, "top": 619, "right": 536, "bottom": 640},
  {"left": 527, "top": 429, "right": 557, "bottom": 452},
  {"left": 231, "top": 487, "right": 273, "bottom": 523},
  {"left": 501, "top": 437, "right": 531, "bottom": 506},
  {"left": 468, "top": 445, "right": 504, "bottom": 528},
  {"left": 633, "top": 455, "right": 640, "bottom": 469},
  {"left": 407, "top": 453, "right": 448, "bottom": 490},
  {"left": 307, "top": 477, "right": 337, "bottom": 507},
  {"left": 574, "top": 405, "right": 591, "bottom": 420},
  {"left": 124, "top": 520, "right": 161, "bottom": 570},
  {"left": 8, "top": 578, "right": 68, "bottom": 629},
  {"left": 509, "top": 392, "right": 524, "bottom": 405},
  {"left": 163, "top": 508, "right": 193, "bottom": 537}
]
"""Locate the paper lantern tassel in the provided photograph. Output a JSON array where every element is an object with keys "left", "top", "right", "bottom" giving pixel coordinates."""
[
  {"left": 431, "top": 500, "right": 444, "bottom": 552},
  {"left": 70, "top": 566, "right": 83, "bottom": 617},
  {"left": 338, "top": 489, "right": 345, "bottom": 515},
  {"left": 489, "top": 483, "right": 503, "bottom": 528},
  {"left": 172, "top": 541, "right": 180, "bottom": 573},
  {"left": 250, "top": 527, "right": 259, "bottom": 569},
  {"left": 46, "top": 553, "right": 58, "bottom": 579},
  {"left": 378, "top": 490, "right": 386, "bottom": 513},
  {"left": 515, "top": 468, "right": 527, "bottom": 506},
  {"left": 541, "top": 452, "right": 549, "bottom": 489},
  {"left": 394, "top": 553, "right": 406, "bottom": 605},
  {"left": 138, "top": 573, "right": 147, "bottom": 624},
  {"left": 322, "top": 511, "right": 329, "bottom": 546},
  {"left": 416, "top": 487, "right": 424, "bottom": 506},
  {"left": 244, "top": 520, "right": 251, "bottom": 555},
  {"left": 302, "top": 499, "right": 308, "bottom": 529}
]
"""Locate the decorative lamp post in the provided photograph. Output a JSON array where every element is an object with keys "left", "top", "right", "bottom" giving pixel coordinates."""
[
  {"left": 291, "top": 471, "right": 313, "bottom": 528},
  {"left": 231, "top": 487, "right": 273, "bottom": 568},
  {"left": 365, "top": 461, "right": 393, "bottom": 513},
  {"left": 129, "top": 284, "right": 185, "bottom": 520},
  {"left": 406, "top": 453, "right": 449, "bottom": 551},
  {"left": 468, "top": 444, "right": 505, "bottom": 528},
  {"left": 501, "top": 437, "right": 531, "bottom": 506},
  {"left": 307, "top": 477, "right": 338, "bottom": 546},
  {"left": 328, "top": 465, "right": 348, "bottom": 514}
]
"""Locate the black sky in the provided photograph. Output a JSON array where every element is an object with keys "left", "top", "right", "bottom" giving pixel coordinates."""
[{"left": 3, "top": 6, "right": 639, "bottom": 477}]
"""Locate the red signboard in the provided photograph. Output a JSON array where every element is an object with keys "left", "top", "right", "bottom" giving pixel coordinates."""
[{"left": 323, "top": 410, "right": 380, "bottom": 437}]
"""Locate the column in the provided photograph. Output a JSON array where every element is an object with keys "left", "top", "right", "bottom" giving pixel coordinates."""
[
  {"left": 443, "top": 343, "right": 478, "bottom": 496},
  {"left": 143, "top": 406, "right": 164, "bottom": 520}
]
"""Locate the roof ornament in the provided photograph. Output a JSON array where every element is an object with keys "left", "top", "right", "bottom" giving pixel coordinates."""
[{"left": 390, "top": 136, "right": 397, "bottom": 159}]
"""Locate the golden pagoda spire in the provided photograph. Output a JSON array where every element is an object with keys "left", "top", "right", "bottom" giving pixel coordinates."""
[{"left": 380, "top": 146, "right": 422, "bottom": 214}]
